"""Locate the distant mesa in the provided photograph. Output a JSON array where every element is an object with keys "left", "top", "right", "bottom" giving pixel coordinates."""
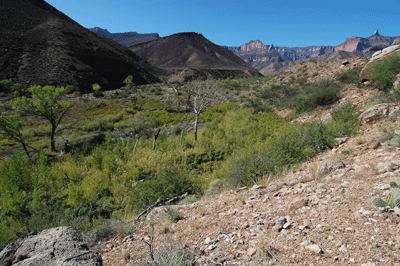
[
  {"left": 129, "top": 32, "right": 261, "bottom": 82},
  {"left": 230, "top": 41, "right": 336, "bottom": 74},
  {"left": 0, "top": 0, "right": 160, "bottom": 91},
  {"left": 88, "top": 27, "right": 160, "bottom": 46}
]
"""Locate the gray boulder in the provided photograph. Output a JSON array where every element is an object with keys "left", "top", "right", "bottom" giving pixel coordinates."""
[
  {"left": 358, "top": 103, "right": 399, "bottom": 125},
  {"left": 0, "top": 227, "right": 102, "bottom": 266}
]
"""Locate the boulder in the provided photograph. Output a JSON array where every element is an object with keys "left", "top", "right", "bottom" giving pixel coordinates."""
[
  {"left": 0, "top": 227, "right": 102, "bottom": 266},
  {"left": 360, "top": 45, "right": 400, "bottom": 83},
  {"left": 359, "top": 103, "right": 399, "bottom": 125},
  {"left": 394, "top": 73, "right": 400, "bottom": 90}
]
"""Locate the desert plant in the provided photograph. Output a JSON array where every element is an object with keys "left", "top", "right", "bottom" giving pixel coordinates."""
[
  {"left": 293, "top": 80, "right": 340, "bottom": 113},
  {"left": 335, "top": 67, "right": 362, "bottom": 85},
  {"left": 368, "top": 54, "right": 400, "bottom": 91},
  {"left": 124, "top": 75, "right": 134, "bottom": 89},
  {"left": 372, "top": 179, "right": 400, "bottom": 208},
  {"left": 166, "top": 208, "right": 183, "bottom": 223}
]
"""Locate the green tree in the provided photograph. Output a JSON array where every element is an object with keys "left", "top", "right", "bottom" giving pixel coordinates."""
[
  {"left": 0, "top": 115, "right": 30, "bottom": 158},
  {"left": 13, "top": 85, "right": 71, "bottom": 152}
]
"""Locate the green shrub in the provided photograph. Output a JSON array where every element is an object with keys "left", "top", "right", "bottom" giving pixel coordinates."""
[
  {"left": 293, "top": 80, "right": 341, "bottom": 113},
  {"left": 329, "top": 102, "right": 360, "bottom": 137},
  {"left": 369, "top": 54, "right": 400, "bottom": 90},
  {"left": 0, "top": 79, "right": 12, "bottom": 89},
  {"left": 93, "top": 90, "right": 104, "bottom": 98},
  {"left": 117, "top": 222, "right": 136, "bottom": 238},
  {"left": 87, "top": 221, "right": 118, "bottom": 244},
  {"left": 335, "top": 67, "right": 362, "bottom": 84},
  {"left": 127, "top": 165, "right": 196, "bottom": 212},
  {"left": 166, "top": 208, "right": 183, "bottom": 223}
]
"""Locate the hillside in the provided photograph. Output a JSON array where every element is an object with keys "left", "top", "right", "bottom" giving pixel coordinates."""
[
  {"left": 93, "top": 57, "right": 400, "bottom": 265},
  {"left": 129, "top": 32, "right": 261, "bottom": 81},
  {"left": 88, "top": 27, "right": 160, "bottom": 46},
  {"left": 0, "top": 0, "right": 160, "bottom": 91}
]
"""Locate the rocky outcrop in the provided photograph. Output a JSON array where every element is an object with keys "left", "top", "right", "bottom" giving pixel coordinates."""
[
  {"left": 229, "top": 40, "right": 335, "bottom": 72},
  {"left": 358, "top": 103, "right": 400, "bottom": 125},
  {"left": 359, "top": 45, "right": 400, "bottom": 83},
  {"left": 336, "top": 30, "right": 397, "bottom": 53},
  {"left": 0, "top": 227, "right": 102, "bottom": 266}
]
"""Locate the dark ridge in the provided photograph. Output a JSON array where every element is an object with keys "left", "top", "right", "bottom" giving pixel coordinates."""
[
  {"left": 0, "top": 0, "right": 160, "bottom": 92},
  {"left": 129, "top": 32, "right": 261, "bottom": 80}
]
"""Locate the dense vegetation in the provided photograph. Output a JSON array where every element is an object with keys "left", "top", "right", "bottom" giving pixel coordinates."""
[{"left": 0, "top": 71, "right": 362, "bottom": 250}]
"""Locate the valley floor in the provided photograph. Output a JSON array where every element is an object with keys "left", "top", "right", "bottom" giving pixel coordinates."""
[{"left": 97, "top": 122, "right": 400, "bottom": 265}]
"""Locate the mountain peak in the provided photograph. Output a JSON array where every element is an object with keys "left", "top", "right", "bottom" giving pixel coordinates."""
[
  {"left": 370, "top": 30, "right": 384, "bottom": 38},
  {"left": 89, "top": 27, "right": 111, "bottom": 35}
]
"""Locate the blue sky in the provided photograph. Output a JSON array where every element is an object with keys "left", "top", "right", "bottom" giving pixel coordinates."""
[{"left": 46, "top": 0, "right": 400, "bottom": 47}]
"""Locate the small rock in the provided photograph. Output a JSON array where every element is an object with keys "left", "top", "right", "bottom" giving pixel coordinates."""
[
  {"left": 283, "top": 222, "right": 292, "bottom": 229},
  {"left": 247, "top": 247, "right": 256, "bottom": 257},
  {"left": 302, "top": 219, "right": 311, "bottom": 228},
  {"left": 251, "top": 185, "right": 263, "bottom": 190},
  {"left": 205, "top": 237, "right": 212, "bottom": 244},
  {"left": 339, "top": 245, "right": 348, "bottom": 253},
  {"left": 274, "top": 217, "right": 287, "bottom": 231},
  {"left": 394, "top": 207, "right": 400, "bottom": 216},
  {"left": 373, "top": 141, "right": 381, "bottom": 149},
  {"left": 306, "top": 244, "right": 322, "bottom": 254}
]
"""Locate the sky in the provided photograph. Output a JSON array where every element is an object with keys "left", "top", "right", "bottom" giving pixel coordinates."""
[{"left": 45, "top": 0, "right": 400, "bottom": 48}]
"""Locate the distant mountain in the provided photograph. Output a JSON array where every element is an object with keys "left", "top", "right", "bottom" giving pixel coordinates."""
[
  {"left": 129, "top": 32, "right": 261, "bottom": 82},
  {"left": 230, "top": 31, "right": 400, "bottom": 74},
  {"left": 88, "top": 27, "right": 160, "bottom": 46},
  {"left": 336, "top": 30, "right": 397, "bottom": 53},
  {"left": 229, "top": 41, "right": 336, "bottom": 74},
  {"left": 0, "top": 0, "right": 160, "bottom": 91}
]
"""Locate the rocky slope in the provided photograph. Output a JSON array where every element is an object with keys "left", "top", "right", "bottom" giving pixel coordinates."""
[
  {"left": 0, "top": 0, "right": 160, "bottom": 92},
  {"left": 88, "top": 27, "right": 160, "bottom": 46},
  {"left": 129, "top": 32, "right": 261, "bottom": 81}
]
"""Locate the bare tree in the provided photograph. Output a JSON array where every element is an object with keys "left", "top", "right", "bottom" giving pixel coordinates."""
[
  {"left": 0, "top": 115, "right": 30, "bottom": 158},
  {"left": 187, "top": 79, "right": 222, "bottom": 140}
]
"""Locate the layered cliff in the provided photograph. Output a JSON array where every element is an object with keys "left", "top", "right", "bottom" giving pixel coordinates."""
[{"left": 336, "top": 30, "right": 396, "bottom": 53}]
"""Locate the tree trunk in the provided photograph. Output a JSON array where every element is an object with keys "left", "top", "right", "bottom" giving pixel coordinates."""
[
  {"left": 20, "top": 141, "right": 31, "bottom": 159},
  {"left": 153, "top": 129, "right": 161, "bottom": 150},
  {"left": 51, "top": 125, "right": 57, "bottom": 152},
  {"left": 194, "top": 113, "right": 199, "bottom": 141}
]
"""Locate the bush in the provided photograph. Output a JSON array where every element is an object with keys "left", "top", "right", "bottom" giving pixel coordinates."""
[
  {"left": 369, "top": 54, "right": 400, "bottom": 90},
  {"left": 293, "top": 80, "right": 340, "bottom": 113},
  {"left": 166, "top": 208, "right": 183, "bottom": 223},
  {"left": 329, "top": 102, "right": 360, "bottom": 137},
  {"left": 93, "top": 90, "right": 104, "bottom": 98},
  {"left": 336, "top": 67, "right": 362, "bottom": 84}
]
